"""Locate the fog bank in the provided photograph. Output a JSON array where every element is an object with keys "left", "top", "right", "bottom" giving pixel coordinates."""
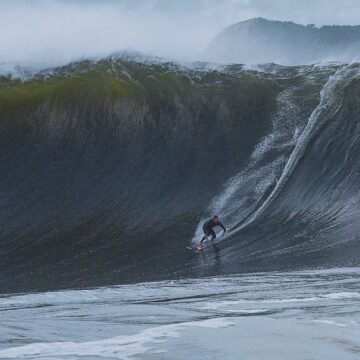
[{"left": 1, "top": 0, "right": 360, "bottom": 68}]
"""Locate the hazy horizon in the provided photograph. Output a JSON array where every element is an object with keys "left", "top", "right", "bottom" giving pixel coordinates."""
[{"left": 1, "top": 0, "right": 360, "bottom": 67}]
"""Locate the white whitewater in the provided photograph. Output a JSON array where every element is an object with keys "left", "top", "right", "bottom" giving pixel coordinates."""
[
  {"left": 205, "top": 64, "right": 360, "bottom": 236},
  {"left": 0, "top": 268, "right": 359, "bottom": 359}
]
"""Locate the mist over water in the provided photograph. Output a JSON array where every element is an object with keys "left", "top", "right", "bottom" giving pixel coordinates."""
[
  {"left": 2, "top": 0, "right": 360, "bottom": 68},
  {"left": 0, "top": 0, "right": 235, "bottom": 66}
]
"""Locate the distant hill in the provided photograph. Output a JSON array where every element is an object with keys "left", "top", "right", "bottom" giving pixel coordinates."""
[{"left": 205, "top": 17, "right": 360, "bottom": 65}]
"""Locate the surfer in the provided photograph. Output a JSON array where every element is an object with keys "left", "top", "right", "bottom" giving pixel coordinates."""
[{"left": 198, "top": 215, "right": 226, "bottom": 251}]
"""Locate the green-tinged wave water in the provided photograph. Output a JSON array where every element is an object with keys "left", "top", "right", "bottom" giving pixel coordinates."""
[{"left": 0, "top": 57, "right": 359, "bottom": 293}]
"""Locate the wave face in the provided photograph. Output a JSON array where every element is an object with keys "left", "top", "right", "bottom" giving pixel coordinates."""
[
  {"left": 198, "top": 64, "right": 360, "bottom": 273},
  {"left": 0, "top": 58, "right": 359, "bottom": 293}
]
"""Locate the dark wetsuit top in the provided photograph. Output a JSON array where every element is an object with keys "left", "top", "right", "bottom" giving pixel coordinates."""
[{"left": 202, "top": 219, "right": 226, "bottom": 237}]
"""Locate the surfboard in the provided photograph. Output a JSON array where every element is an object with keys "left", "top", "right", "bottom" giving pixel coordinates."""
[
  {"left": 186, "top": 245, "right": 219, "bottom": 252},
  {"left": 186, "top": 246, "right": 202, "bottom": 251}
]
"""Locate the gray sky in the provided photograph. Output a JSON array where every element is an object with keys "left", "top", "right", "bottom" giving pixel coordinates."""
[{"left": 1, "top": 0, "right": 359, "bottom": 66}]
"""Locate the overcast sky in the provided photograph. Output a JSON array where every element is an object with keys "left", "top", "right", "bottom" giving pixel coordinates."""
[{"left": 1, "top": 0, "right": 359, "bottom": 66}]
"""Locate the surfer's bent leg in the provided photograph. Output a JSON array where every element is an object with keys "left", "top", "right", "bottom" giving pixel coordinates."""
[
  {"left": 201, "top": 229, "right": 211, "bottom": 242},
  {"left": 209, "top": 230, "right": 220, "bottom": 251},
  {"left": 209, "top": 229, "right": 216, "bottom": 241},
  {"left": 199, "top": 228, "right": 210, "bottom": 249}
]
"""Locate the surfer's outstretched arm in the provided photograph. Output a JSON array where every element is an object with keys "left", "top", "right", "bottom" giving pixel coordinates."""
[{"left": 218, "top": 221, "right": 226, "bottom": 235}]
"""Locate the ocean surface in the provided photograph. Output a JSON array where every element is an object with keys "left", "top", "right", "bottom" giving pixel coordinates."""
[
  {"left": 1, "top": 267, "right": 359, "bottom": 359},
  {"left": 1, "top": 57, "right": 360, "bottom": 358}
]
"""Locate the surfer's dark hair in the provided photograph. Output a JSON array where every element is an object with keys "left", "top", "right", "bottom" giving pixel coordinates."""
[{"left": 213, "top": 215, "right": 219, "bottom": 219}]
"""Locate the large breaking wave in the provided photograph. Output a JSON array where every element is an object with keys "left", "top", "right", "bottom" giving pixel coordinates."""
[
  {"left": 207, "top": 64, "right": 359, "bottom": 231},
  {"left": 0, "top": 58, "right": 360, "bottom": 293},
  {"left": 196, "top": 63, "right": 360, "bottom": 273}
]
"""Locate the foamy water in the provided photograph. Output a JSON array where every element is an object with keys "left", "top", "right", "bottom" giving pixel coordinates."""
[{"left": 0, "top": 268, "right": 359, "bottom": 359}]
